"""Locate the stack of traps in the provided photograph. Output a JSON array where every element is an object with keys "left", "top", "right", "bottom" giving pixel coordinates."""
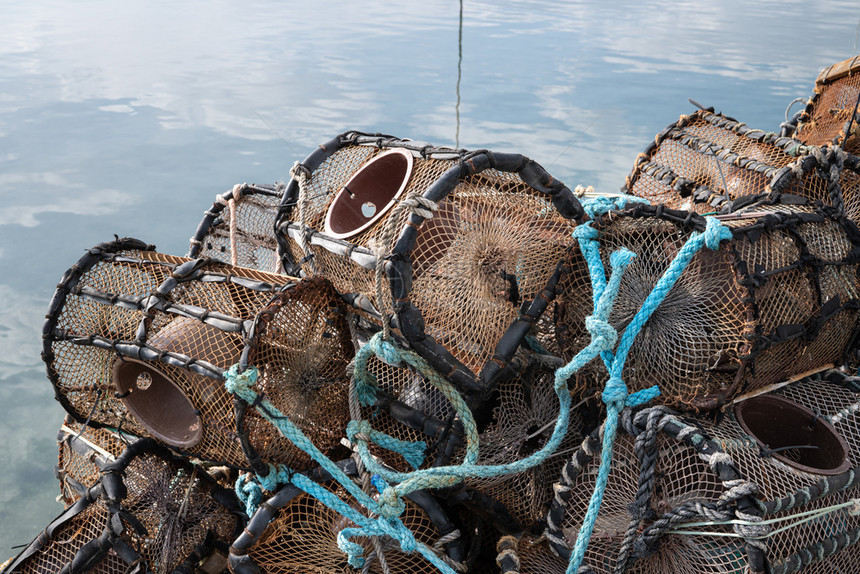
[{"left": 7, "top": 54, "right": 860, "bottom": 574}]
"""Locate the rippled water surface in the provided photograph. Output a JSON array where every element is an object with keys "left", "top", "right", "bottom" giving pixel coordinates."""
[{"left": 1, "top": 0, "right": 859, "bottom": 548}]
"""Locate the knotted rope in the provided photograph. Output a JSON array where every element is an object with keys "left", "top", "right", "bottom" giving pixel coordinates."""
[
  {"left": 563, "top": 195, "right": 732, "bottom": 574},
  {"left": 223, "top": 365, "right": 458, "bottom": 573}
]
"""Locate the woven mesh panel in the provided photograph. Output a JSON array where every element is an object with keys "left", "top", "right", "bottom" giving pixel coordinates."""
[
  {"left": 551, "top": 375, "right": 860, "bottom": 574},
  {"left": 508, "top": 536, "right": 566, "bottom": 574},
  {"left": 246, "top": 482, "right": 445, "bottom": 574},
  {"left": 191, "top": 183, "right": 285, "bottom": 274},
  {"left": 555, "top": 207, "right": 860, "bottom": 409},
  {"left": 459, "top": 366, "right": 583, "bottom": 530},
  {"left": 282, "top": 141, "right": 574, "bottom": 378},
  {"left": 796, "top": 56, "right": 860, "bottom": 155},
  {"left": 4, "top": 498, "right": 124, "bottom": 574},
  {"left": 623, "top": 110, "right": 850, "bottom": 217},
  {"left": 44, "top": 244, "right": 293, "bottom": 468},
  {"left": 244, "top": 276, "right": 354, "bottom": 468},
  {"left": 359, "top": 354, "right": 458, "bottom": 472},
  {"left": 56, "top": 419, "right": 132, "bottom": 506},
  {"left": 121, "top": 452, "right": 239, "bottom": 573},
  {"left": 8, "top": 444, "right": 239, "bottom": 574}
]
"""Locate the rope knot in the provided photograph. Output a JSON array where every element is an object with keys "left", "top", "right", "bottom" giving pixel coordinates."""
[
  {"left": 223, "top": 364, "right": 258, "bottom": 395},
  {"left": 572, "top": 223, "right": 598, "bottom": 241},
  {"left": 702, "top": 216, "right": 732, "bottom": 251},
  {"left": 584, "top": 315, "right": 617, "bottom": 351},
  {"left": 289, "top": 161, "right": 311, "bottom": 185},
  {"left": 378, "top": 486, "right": 406, "bottom": 519},
  {"left": 601, "top": 376, "right": 629, "bottom": 407}
]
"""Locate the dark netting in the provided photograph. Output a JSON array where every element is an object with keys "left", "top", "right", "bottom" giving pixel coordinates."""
[
  {"left": 41, "top": 237, "right": 338, "bottom": 469},
  {"left": 275, "top": 131, "right": 584, "bottom": 399},
  {"left": 795, "top": 55, "right": 860, "bottom": 155},
  {"left": 554, "top": 204, "right": 860, "bottom": 410},
  {"left": 453, "top": 360, "right": 584, "bottom": 532},
  {"left": 495, "top": 535, "right": 567, "bottom": 574},
  {"left": 3, "top": 439, "right": 244, "bottom": 574},
  {"left": 237, "top": 276, "right": 355, "bottom": 474},
  {"left": 229, "top": 461, "right": 466, "bottom": 574},
  {"left": 356, "top": 352, "right": 462, "bottom": 473},
  {"left": 56, "top": 416, "right": 137, "bottom": 506},
  {"left": 545, "top": 371, "right": 860, "bottom": 574},
  {"left": 188, "top": 182, "right": 286, "bottom": 274},
  {"left": 623, "top": 108, "right": 860, "bottom": 225}
]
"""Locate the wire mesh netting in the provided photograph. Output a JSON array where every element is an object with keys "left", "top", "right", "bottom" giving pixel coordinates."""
[
  {"left": 240, "top": 276, "right": 355, "bottom": 472},
  {"left": 624, "top": 108, "right": 860, "bottom": 225},
  {"left": 56, "top": 417, "right": 136, "bottom": 506},
  {"left": 42, "top": 237, "right": 352, "bottom": 470},
  {"left": 229, "top": 462, "right": 465, "bottom": 574},
  {"left": 4, "top": 439, "right": 243, "bottom": 574},
  {"left": 795, "top": 55, "right": 860, "bottom": 155},
  {"left": 276, "top": 132, "right": 583, "bottom": 396},
  {"left": 554, "top": 203, "right": 860, "bottom": 410},
  {"left": 545, "top": 372, "right": 860, "bottom": 574},
  {"left": 189, "top": 182, "right": 286, "bottom": 274}
]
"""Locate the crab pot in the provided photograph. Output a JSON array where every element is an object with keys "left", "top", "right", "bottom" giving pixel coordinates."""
[
  {"left": 554, "top": 204, "right": 860, "bottom": 410},
  {"left": 55, "top": 416, "right": 137, "bottom": 506},
  {"left": 545, "top": 372, "right": 860, "bottom": 574},
  {"left": 43, "top": 237, "right": 352, "bottom": 470},
  {"left": 795, "top": 55, "right": 860, "bottom": 155},
  {"left": 624, "top": 108, "right": 860, "bottom": 224},
  {"left": 275, "top": 131, "right": 584, "bottom": 397},
  {"left": 237, "top": 275, "right": 355, "bottom": 473},
  {"left": 188, "top": 181, "right": 286, "bottom": 274},
  {"left": 2, "top": 439, "right": 243, "bottom": 574},
  {"left": 229, "top": 460, "right": 467, "bottom": 574}
]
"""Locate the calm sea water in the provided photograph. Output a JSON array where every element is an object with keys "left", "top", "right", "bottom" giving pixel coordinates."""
[{"left": 0, "top": 0, "right": 858, "bottom": 549}]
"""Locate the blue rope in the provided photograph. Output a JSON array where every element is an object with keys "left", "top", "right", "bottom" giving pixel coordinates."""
[
  {"left": 347, "top": 253, "right": 634, "bottom": 502},
  {"left": 223, "top": 366, "right": 457, "bottom": 572},
  {"left": 564, "top": 213, "right": 732, "bottom": 574}
]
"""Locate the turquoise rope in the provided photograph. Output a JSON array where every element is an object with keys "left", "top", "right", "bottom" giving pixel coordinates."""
[
  {"left": 346, "top": 252, "right": 634, "bottom": 501},
  {"left": 346, "top": 419, "right": 427, "bottom": 470},
  {"left": 565, "top": 213, "right": 732, "bottom": 574},
  {"left": 223, "top": 367, "right": 456, "bottom": 572}
]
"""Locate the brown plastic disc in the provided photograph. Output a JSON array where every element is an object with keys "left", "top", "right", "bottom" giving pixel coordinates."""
[
  {"left": 324, "top": 148, "right": 414, "bottom": 239},
  {"left": 112, "top": 359, "right": 203, "bottom": 449},
  {"left": 735, "top": 393, "right": 850, "bottom": 475}
]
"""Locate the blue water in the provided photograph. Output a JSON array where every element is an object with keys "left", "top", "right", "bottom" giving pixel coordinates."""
[{"left": 0, "top": 0, "right": 858, "bottom": 549}]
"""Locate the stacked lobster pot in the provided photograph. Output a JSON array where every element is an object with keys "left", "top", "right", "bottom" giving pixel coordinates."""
[
  {"left": 502, "top": 58, "right": 860, "bottom": 574},
  {"left": 6, "top": 56, "right": 860, "bottom": 574}
]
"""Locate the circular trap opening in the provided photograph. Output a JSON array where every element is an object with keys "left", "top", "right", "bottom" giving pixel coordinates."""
[
  {"left": 324, "top": 148, "right": 414, "bottom": 239},
  {"left": 734, "top": 394, "right": 849, "bottom": 475},
  {"left": 112, "top": 359, "right": 203, "bottom": 449}
]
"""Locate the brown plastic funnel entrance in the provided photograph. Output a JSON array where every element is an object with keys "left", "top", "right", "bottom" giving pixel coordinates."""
[
  {"left": 324, "top": 149, "right": 414, "bottom": 239},
  {"left": 112, "top": 359, "right": 203, "bottom": 449},
  {"left": 734, "top": 394, "right": 850, "bottom": 475}
]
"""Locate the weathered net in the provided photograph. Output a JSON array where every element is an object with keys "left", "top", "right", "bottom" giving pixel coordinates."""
[
  {"left": 554, "top": 203, "right": 860, "bottom": 410},
  {"left": 3, "top": 439, "right": 243, "bottom": 574},
  {"left": 229, "top": 463, "right": 465, "bottom": 574},
  {"left": 43, "top": 237, "right": 350, "bottom": 470},
  {"left": 239, "top": 276, "right": 355, "bottom": 474},
  {"left": 624, "top": 108, "right": 860, "bottom": 224},
  {"left": 545, "top": 371, "right": 860, "bottom": 574},
  {"left": 276, "top": 131, "right": 584, "bottom": 397},
  {"left": 56, "top": 416, "right": 135, "bottom": 506},
  {"left": 795, "top": 55, "right": 860, "bottom": 155},
  {"left": 454, "top": 361, "right": 584, "bottom": 532},
  {"left": 189, "top": 182, "right": 286, "bottom": 274},
  {"left": 495, "top": 535, "right": 567, "bottom": 574}
]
